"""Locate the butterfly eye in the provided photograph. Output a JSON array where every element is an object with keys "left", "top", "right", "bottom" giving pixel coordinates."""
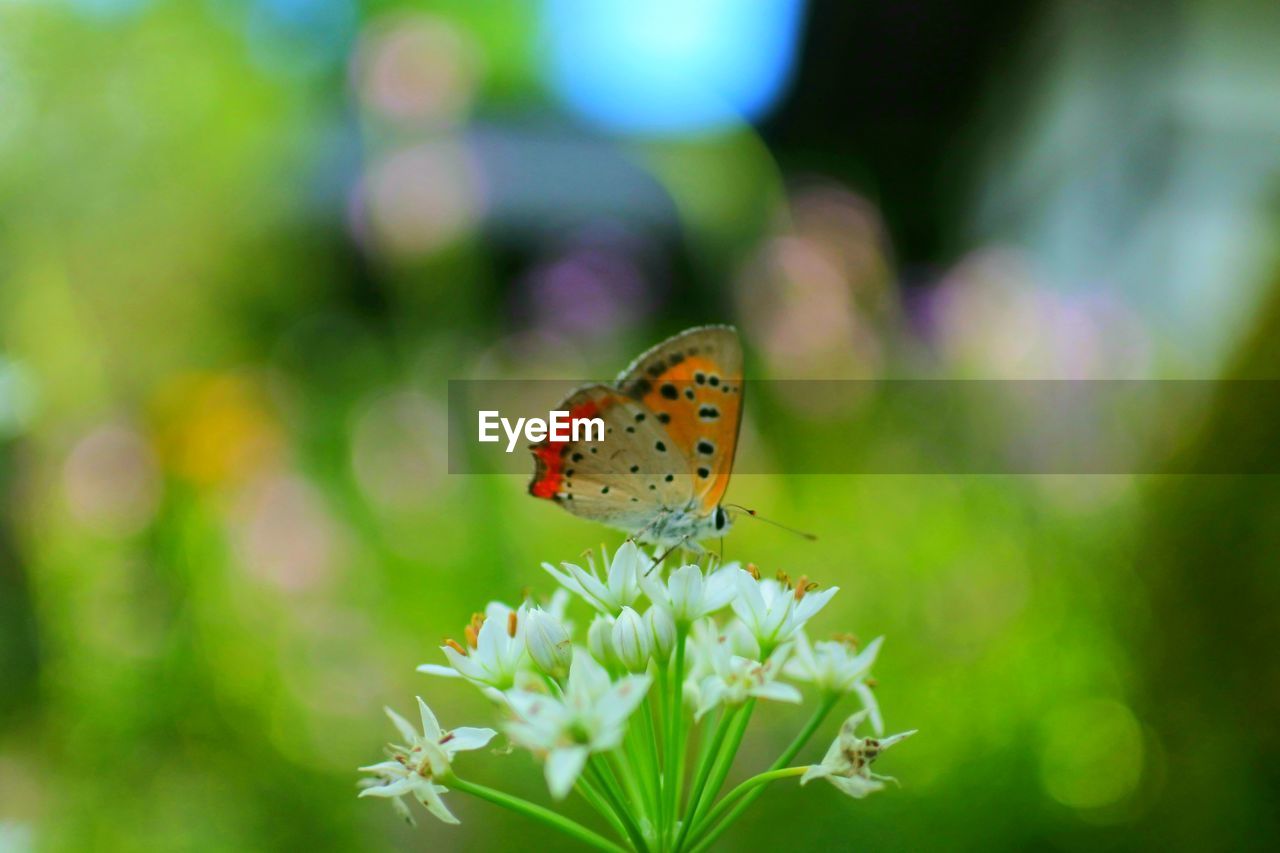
[{"left": 714, "top": 506, "right": 727, "bottom": 531}]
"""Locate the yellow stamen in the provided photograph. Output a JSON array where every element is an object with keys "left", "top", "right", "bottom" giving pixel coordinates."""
[
  {"left": 794, "top": 574, "right": 809, "bottom": 600},
  {"left": 746, "top": 563, "right": 760, "bottom": 580},
  {"left": 507, "top": 611, "right": 518, "bottom": 638},
  {"left": 445, "top": 638, "right": 467, "bottom": 655}
]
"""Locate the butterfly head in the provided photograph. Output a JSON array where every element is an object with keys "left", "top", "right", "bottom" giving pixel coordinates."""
[
  {"left": 713, "top": 505, "right": 732, "bottom": 536},
  {"left": 683, "top": 504, "right": 733, "bottom": 546}
]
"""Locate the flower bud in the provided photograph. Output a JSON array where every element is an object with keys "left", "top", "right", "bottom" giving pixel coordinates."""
[
  {"left": 611, "top": 606, "right": 650, "bottom": 673},
  {"left": 587, "top": 614, "right": 616, "bottom": 667},
  {"left": 667, "top": 564, "right": 704, "bottom": 624},
  {"left": 646, "top": 606, "right": 676, "bottom": 661},
  {"left": 525, "top": 608, "right": 572, "bottom": 676}
]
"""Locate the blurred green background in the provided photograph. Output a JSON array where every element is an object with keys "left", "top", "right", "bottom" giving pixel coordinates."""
[{"left": 2, "top": 0, "right": 1279, "bottom": 850}]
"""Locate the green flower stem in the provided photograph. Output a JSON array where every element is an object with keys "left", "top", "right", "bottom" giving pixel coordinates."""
[
  {"left": 689, "top": 709, "right": 720, "bottom": 784},
  {"left": 673, "top": 706, "right": 738, "bottom": 851},
  {"left": 627, "top": 701, "right": 660, "bottom": 819},
  {"left": 617, "top": 737, "right": 653, "bottom": 825},
  {"left": 447, "top": 776, "right": 626, "bottom": 853},
  {"left": 633, "top": 698, "right": 662, "bottom": 819},
  {"left": 776, "top": 692, "right": 840, "bottom": 768},
  {"left": 665, "top": 625, "right": 688, "bottom": 844},
  {"left": 575, "top": 776, "right": 630, "bottom": 843},
  {"left": 588, "top": 758, "right": 649, "bottom": 853},
  {"left": 685, "top": 766, "right": 807, "bottom": 850},
  {"left": 654, "top": 665, "right": 671, "bottom": 838},
  {"left": 686, "top": 692, "right": 840, "bottom": 851},
  {"left": 686, "top": 698, "right": 754, "bottom": 836}
]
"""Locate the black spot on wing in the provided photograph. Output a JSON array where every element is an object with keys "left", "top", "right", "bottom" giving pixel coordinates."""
[{"left": 626, "top": 378, "right": 652, "bottom": 398}]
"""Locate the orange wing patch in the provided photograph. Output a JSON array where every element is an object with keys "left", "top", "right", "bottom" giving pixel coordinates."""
[{"left": 621, "top": 350, "right": 742, "bottom": 511}]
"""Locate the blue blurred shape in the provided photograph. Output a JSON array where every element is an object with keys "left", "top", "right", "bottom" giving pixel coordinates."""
[{"left": 541, "top": 0, "right": 806, "bottom": 135}]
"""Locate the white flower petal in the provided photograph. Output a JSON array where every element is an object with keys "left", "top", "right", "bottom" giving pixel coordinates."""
[
  {"left": 608, "top": 541, "right": 642, "bottom": 603},
  {"left": 828, "top": 774, "right": 884, "bottom": 799},
  {"left": 384, "top": 706, "right": 418, "bottom": 745},
  {"left": 417, "top": 663, "right": 462, "bottom": 678},
  {"left": 598, "top": 673, "right": 651, "bottom": 728},
  {"left": 475, "top": 611, "right": 503, "bottom": 662},
  {"left": 731, "top": 569, "right": 767, "bottom": 626},
  {"left": 700, "top": 568, "right": 738, "bottom": 615},
  {"left": 441, "top": 645, "right": 487, "bottom": 683},
  {"left": 854, "top": 681, "right": 884, "bottom": 736},
  {"left": 416, "top": 697, "right": 442, "bottom": 741},
  {"left": 545, "top": 746, "right": 590, "bottom": 800},
  {"left": 800, "top": 763, "right": 832, "bottom": 785},
  {"left": 792, "top": 586, "right": 838, "bottom": 626},
  {"left": 417, "top": 780, "right": 461, "bottom": 823},
  {"left": 358, "top": 760, "right": 404, "bottom": 774},
  {"left": 542, "top": 561, "right": 588, "bottom": 599},
  {"left": 851, "top": 636, "right": 884, "bottom": 673},
  {"left": 447, "top": 726, "right": 498, "bottom": 752},
  {"left": 568, "top": 562, "right": 614, "bottom": 612},
  {"left": 695, "top": 678, "right": 724, "bottom": 721},
  {"left": 750, "top": 681, "right": 803, "bottom": 704},
  {"left": 421, "top": 739, "right": 452, "bottom": 778},
  {"left": 360, "top": 777, "right": 415, "bottom": 799}
]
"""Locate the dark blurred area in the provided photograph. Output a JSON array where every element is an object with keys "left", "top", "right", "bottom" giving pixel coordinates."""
[{"left": 1, "top": 0, "right": 1278, "bottom": 850}]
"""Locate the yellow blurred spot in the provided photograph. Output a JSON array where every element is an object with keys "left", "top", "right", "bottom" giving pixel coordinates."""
[
  {"left": 1039, "top": 698, "right": 1144, "bottom": 811},
  {"left": 153, "top": 373, "right": 282, "bottom": 488}
]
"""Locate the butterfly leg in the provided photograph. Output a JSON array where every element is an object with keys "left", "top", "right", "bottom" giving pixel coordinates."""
[{"left": 649, "top": 534, "right": 702, "bottom": 573}]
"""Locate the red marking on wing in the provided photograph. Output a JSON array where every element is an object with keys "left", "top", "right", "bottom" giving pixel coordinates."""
[{"left": 527, "top": 399, "right": 601, "bottom": 501}]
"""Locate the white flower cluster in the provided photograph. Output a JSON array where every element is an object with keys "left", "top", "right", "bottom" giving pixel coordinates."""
[{"left": 361, "top": 541, "right": 913, "bottom": 849}]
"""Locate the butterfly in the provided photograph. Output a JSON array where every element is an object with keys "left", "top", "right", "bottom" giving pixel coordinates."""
[{"left": 528, "top": 325, "right": 744, "bottom": 550}]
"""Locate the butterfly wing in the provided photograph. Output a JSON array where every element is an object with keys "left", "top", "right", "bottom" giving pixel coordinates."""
[
  {"left": 528, "top": 384, "right": 691, "bottom": 534},
  {"left": 615, "top": 325, "right": 744, "bottom": 515}
]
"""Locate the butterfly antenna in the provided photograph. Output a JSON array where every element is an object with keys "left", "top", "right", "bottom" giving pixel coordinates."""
[{"left": 723, "top": 504, "right": 818, "bottom": 541}]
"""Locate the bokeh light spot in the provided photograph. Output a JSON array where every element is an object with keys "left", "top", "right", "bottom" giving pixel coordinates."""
[
  {"left": 541, "top": 0, "right": 806, "bottom": 135},
  {"left": 63, "top": 423, "right": 161, "bottom": 536},
  {"left": 1039, "top": 698, "right": 1144, "bottom": 811},
  {"left": 355, "top": 141, "right": 482, "bottom": 258},
  {"left": 351, "top": 13, "right": 479, "bottom": 125}
]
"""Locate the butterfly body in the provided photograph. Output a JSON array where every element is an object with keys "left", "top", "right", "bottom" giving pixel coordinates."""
[{"left": 528, "top": 326, "right": 743, "bottom": 549}]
